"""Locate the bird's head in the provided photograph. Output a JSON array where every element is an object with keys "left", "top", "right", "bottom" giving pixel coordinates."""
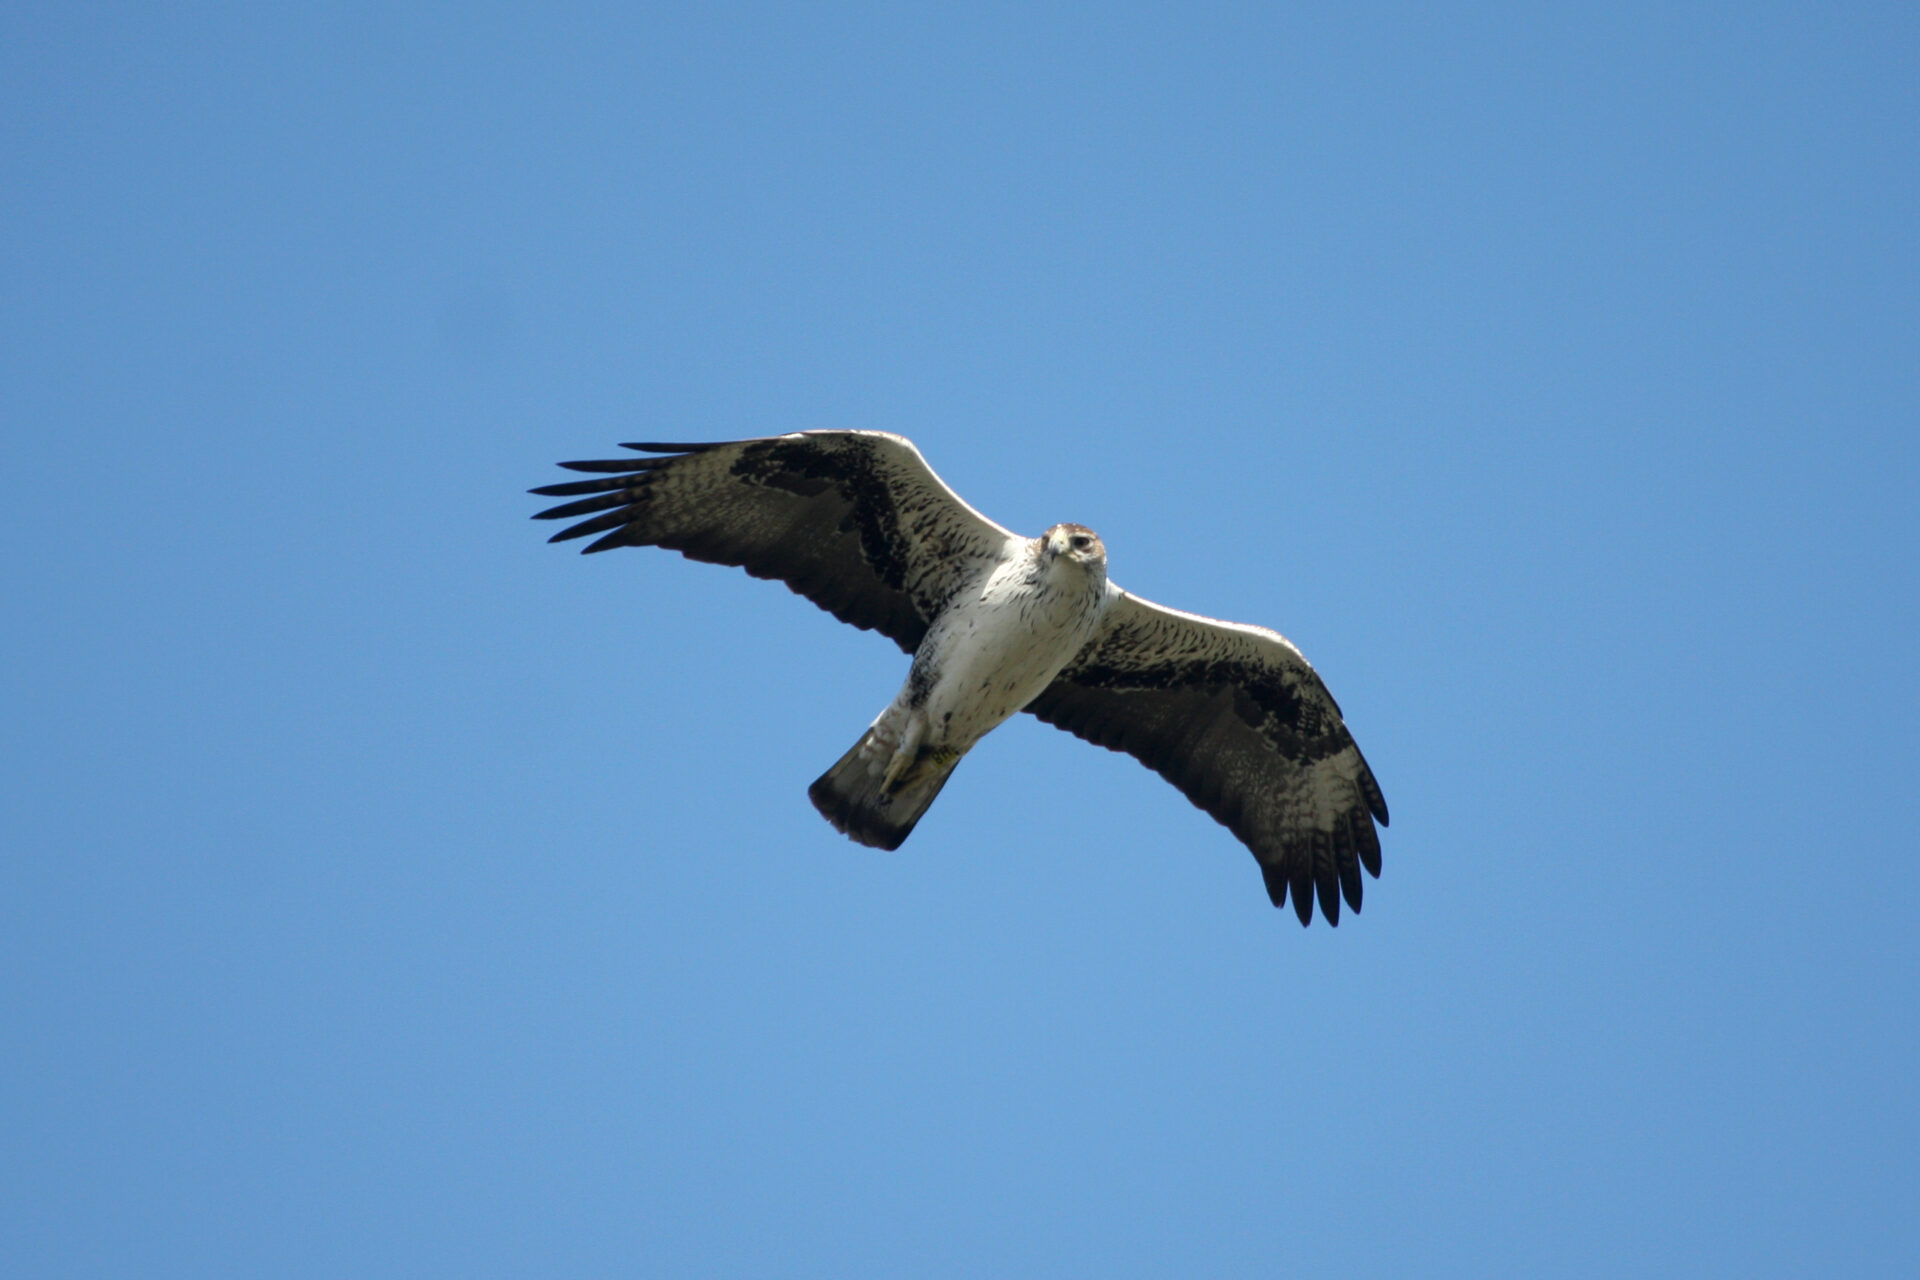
[{"left": 1042, "top": 523, "right": 1107, "bottom": 572}]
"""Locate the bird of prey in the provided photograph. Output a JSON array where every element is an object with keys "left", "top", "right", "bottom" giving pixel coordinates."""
[{"left": 531, "top": 431, "right": 1387, "bottom": 925}]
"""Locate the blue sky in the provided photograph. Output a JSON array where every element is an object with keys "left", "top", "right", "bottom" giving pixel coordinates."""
[{"left": 4, "top": 3, "right": 1915, "bottom": 1276}]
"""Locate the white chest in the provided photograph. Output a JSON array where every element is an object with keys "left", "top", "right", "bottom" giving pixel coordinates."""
[{"left": 911, "top": 558, "right": 1107, "bottom": 745}]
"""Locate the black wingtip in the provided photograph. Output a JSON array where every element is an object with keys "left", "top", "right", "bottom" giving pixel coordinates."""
[
  {"left": 531, "top": 492, "right": 629, "bottom": 522},
  {"left": 544, "top": 508, "right": 633, "bottom": 543},
  {"left": 1291, "top": 866, "right": 1314, "bottom": 926},
  {"left": 555, "top": 457, "right": 674, "bottom": 474},
  {"left": 1364, "top": 774, "right": 1389, "bottom": 827},
  {"left": 530, "top": 475, "right": 637, "bottom": 498},
  {"left": 1338, "top": 856, "right": 1364, "bottom": 915},
  {"left": 582, "top": 528, "right": 632, "bottom": 553},
  {"left": 620, "top": 440, "right": 720, "bottom": 454},
  {"left": 1261, "top": 863, "right": 1288, "bottom": 910},
  {"left": 1262, "top": 861, "right": 1332, "bottom": 925},
  {"left": 1316, "top": 874, "right": 1341, "bottom": 927},
  {"left": 1356, "top": 817, "right": 1383, "bottom": 880}
]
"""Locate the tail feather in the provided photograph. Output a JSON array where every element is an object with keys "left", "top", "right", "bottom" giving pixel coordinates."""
[{"left": 809, "top": 729, "right": 960, "bottom": 850}]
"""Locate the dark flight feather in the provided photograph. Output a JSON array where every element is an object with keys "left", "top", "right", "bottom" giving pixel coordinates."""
[
  {"left": 1026, "top": 594, "right": 1388, "bottom": 926},
  {"left": 532, "top": 432, "right": 1015, "bottom": 654}
]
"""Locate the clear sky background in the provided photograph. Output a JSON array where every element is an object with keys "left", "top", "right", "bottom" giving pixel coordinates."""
[{"left": 4, "top": 4, "right": 1916, "bottom": 1276}]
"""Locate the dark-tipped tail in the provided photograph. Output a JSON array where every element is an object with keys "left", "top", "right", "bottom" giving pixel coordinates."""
[{"left": 808, "top": 729, "right": 960, "bottom": 850}]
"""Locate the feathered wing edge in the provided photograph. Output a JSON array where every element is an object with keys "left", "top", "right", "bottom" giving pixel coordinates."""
[
  {"left": 530, "top": 432, "right": 1019, "bottom": 654},
  {"left": 1027, "top": 593, "right": 1388, "bottom": 926}
]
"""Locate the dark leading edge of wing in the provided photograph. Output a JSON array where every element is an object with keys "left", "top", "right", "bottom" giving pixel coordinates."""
[{"left": 530, "top": 433, "right": 1014, "bottom": 656}]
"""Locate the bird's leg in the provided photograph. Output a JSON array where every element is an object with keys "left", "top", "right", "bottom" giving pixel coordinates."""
[{"left": 880, "top": 712, "right": 928, "bottom": 795}]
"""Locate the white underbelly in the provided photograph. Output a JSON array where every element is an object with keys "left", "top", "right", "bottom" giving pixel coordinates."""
[{"left": 916, "top": 585, "right": 1098, "bottom": 748}]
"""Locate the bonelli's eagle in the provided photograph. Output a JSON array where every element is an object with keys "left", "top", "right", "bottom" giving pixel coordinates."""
[{"left": 532, "top": 431, "right": 1388, "bottom": 925}]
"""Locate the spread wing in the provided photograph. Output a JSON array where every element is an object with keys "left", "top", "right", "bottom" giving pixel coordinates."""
[
  {"left": 1026, "top": 592, "right": 1389, "bottom": 926},
  {"left": 530, "top": 432, "right": 1020, "bottom": 652}
]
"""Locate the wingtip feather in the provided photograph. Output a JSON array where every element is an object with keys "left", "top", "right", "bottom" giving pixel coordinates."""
[
  {"left": 555, "top": 457, "right": 667, "bottom": 473},
  {"left": 532, "top": 492, "right": 630, "bottom": 521},
  {"left": 1316, "top": 874, "right": 1341, "bottom": 927},
  {"left": 530, "top": 475, "right": 635, "bottom": 497},
  {"left": 545, "top": 508, "right": 633, "bottom": 543},
  {"left": 582, "top": 528, "right": 634, "bottom": 553},
  {"left": 1261, "top": 863, "right": 1288, "bottom": 910},
  {"left": 619, "top": 440, "right": 721, "bottom": 454}
]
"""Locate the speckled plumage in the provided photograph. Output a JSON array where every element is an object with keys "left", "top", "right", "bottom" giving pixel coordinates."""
[{"left": 532, "top": 431, "right": 1388, "bottom": 925}]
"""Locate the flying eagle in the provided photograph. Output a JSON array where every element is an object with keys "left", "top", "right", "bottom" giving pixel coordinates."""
[{"left": 531, "top": 431, "right": 1388, "bottom": 925}]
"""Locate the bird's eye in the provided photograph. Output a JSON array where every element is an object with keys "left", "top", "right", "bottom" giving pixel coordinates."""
[{"left": 1070, "top": 535, "right": 1091, "bottom": 551}]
